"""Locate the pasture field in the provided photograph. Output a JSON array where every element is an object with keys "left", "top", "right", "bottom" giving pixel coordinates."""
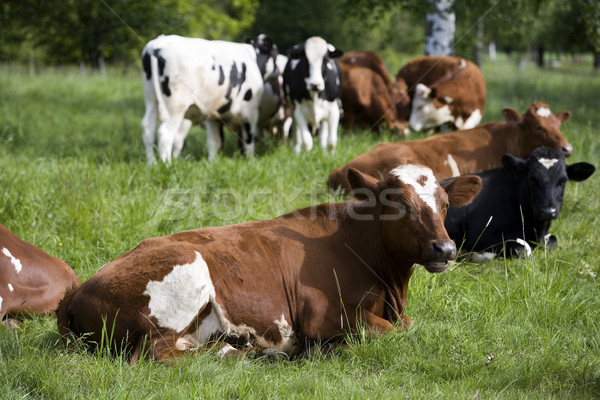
[{"left": 0, "top": 57, "right": 599, "bottom": 399}]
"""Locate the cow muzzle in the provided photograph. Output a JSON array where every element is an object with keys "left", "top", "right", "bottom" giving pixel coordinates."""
[
  {"left": 539, "top": 207, "right": 558, "bottom": 220},
  {"left": 424, "top": 240, "right": 456, "bottom": 273},
  {"left": 561, "top": 145, "right": 573, "bottom": 157}
]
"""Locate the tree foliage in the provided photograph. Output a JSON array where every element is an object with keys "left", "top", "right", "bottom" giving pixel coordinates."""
[{"left": 0, "top": 0, "right": 598, "bottom": 66}]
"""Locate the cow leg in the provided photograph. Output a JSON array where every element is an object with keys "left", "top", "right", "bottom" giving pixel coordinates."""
[
  {"left": 205, "top": 120, "right": 223, "bottom": 161},
  {"left": 141, "top": 101, "right": 158, "bottom": 166},
  {"left": 327, "top": 104, "right": 340, "bottom": 151},
  {"left": 157, "top": 114, "right": 185, "bottom": 164},
  {"left": 292, "top": 106, "right": 313, "bottom": 154},
  {"left": 318, "top": 120, "right": 329, "bottom": 149},
  {"left": 241, "top": 122, "right": 256, "bottom": 157},
  {"left": 172, "top": 119, "right": 193, "bottom": 159},
  {"left": 359, "top": 309, "right": 394, "bottom": 335}
]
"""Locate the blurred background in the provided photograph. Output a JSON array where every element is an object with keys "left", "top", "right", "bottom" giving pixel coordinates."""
[{"left": 1, "top": 0, "right": 599, "bottom": 73}]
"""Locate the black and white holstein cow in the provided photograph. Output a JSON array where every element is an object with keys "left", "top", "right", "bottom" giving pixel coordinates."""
[
  {"left": 141, "top": 34, "right": 278, "bottom": 164},
  {"left": 283, "top": 37, "right": 343, "bottom": 153},
  {"left": 442, "top": 147, "right": 595, "bottom": 260}
]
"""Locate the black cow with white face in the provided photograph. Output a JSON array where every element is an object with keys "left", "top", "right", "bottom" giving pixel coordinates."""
[
  {"left": 283, "top": 37, "right": 343, "bottom": 154},
  {"left": 442, "top": 147, "right": 595, "bottom": 260}
]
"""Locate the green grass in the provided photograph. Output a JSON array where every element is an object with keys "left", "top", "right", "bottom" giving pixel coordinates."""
[{"left": 0, "top": 57, "right": 599, "bottom": 399}]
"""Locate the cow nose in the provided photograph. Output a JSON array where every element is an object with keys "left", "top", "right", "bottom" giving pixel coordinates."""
[
  {"left": 540, "top": 207, "right": 558, "bottom": 220},
  {"left": 561, "top": 145, "right": 573, "bottom": 157},
  {"left": 432, "top": 241, "right": 456, "bottom": 261},
  {"left": 309, "top": 83, "right": 321, "bottom": 91}
]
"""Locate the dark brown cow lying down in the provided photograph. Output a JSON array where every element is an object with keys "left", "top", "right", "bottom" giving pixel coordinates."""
[
  {"left": 1, "top": 223, "right": 78, "bottom": 323},
  {"left": 339, "top": 63, "right": 409, "bottom": 135},
  {"left": 58, "top": 164, "right": 481, "bottom": 361},
  {"left": 328, "top": 102, "right": 573, "bottom": 192}
]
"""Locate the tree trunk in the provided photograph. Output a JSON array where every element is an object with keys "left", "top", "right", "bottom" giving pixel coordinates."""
[
  {"left": 537, "top": 45, "right": 545, "bottom": 68},
  {"left": 425, "top": 0, "right": 455, "bottom": 56},
  {"left": 594, "top": 52, "right": 600, "bottom": 70}
]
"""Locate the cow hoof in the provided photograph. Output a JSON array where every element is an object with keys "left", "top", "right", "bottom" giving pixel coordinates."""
[
  {"left": 259, "top": 349, "right": 290, "bottom": 362},
  {"left": 470, "top": 252, "right": 496, "bottom": 263},
  {"left": 2, "top": 317, "right": 19, "bottom": 329},
  {"left": 544, "top": 234, "right": 557, "bottom": 248}
]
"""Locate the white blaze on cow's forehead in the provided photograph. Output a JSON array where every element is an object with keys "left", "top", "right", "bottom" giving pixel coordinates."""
[
  {"left": 2, "top": 248, "right": 22, "bottom": 274},
  {"left": 390, "top": 164, "right": 438, "bottom": 213},
  {"left": 304, "top": 37, "right": 328, "bottom": 64},
  {"left": 538, "top": 157, "right": 559, "bottom": 169},
  {"left": 0, "top": 296, "right": 3, "bottom": 311},
  {"left": 536, "top": 107, "right": 551, "bottom": 118},
  {"left": 144, "top": 251, "right": 214, "bottom": 333},
  {"left": 8, "top": 283, "right": 13, "bottom": 292}
]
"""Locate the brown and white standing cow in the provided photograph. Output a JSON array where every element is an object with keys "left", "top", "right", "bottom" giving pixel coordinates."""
[
  {"left": 57, "top": 164, "right": 481, "bottom": 361},
  {"left": 1, "top": 224, "right": 78, "bottom": 324},
  {"left": 396, "top": 55, "right": 486, "bottom": 131},
  {"left": 328, "top": 102, "right": 572, "bottom": 192}
]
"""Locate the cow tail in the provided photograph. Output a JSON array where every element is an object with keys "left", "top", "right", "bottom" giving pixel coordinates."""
[
  {"left": 56, "top": 285, "right": 82, "bottom": 344},
  {"left": 149, "top": 48, "right": 170, "bottom": 121}
]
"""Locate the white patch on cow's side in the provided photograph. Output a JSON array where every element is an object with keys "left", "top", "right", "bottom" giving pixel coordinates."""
[
  {"left": 444, "top": 154, "right": 461, "bottom": 177},
  {"left": 144, "top": 251, "right": 214, "bottom": 333},
  {"left": 536, "top": 107, "right": 551, "bottom": 118},
  {"left": 2, "top": 248, "right": 22, "bottom": 274},
  {"left": 459, "top": 59, "right": 467, "bottom": 68},
  {"left": 7, "top": 284, "right": 14, "bottom": 292},
  {"left": 0, "top": 296, "right": 3, "bottom": 311},
  {"left": 443, "top": 96, "right": 453, "bottom": 104},
  {"left": 454, "top": 109, "right": 482, "bottom": 130},
  {"left": 290, "top": 59, "right": 300, "bottom": 71},
  {"left": 390, "top": 164, "right": 438, "bottom": 213},
  {"left": 538, "top": 158, "right": 559, "bottom": 169}
]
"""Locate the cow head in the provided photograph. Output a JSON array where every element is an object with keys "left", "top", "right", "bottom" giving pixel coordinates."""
[
  {"left": 289, "top": 36, "right": 343, "bottom": 93},
  {"left": 347, "top": 163, "right": 482, "bottom": 272},
  {"left": 502, "top": 102, "right": 573, "bottom": 157},
  {"left": 502, "top": 147, "right": 595, "bottom": 222},
  {"left": 247, "top": 34, "right": 279, "bottom": 82},
  {"left": 408, "top": 83, "right": 454, "bottom": 131}
]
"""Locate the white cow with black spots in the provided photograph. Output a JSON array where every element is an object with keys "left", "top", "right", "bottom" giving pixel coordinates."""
[
  {"left": 283, "top": 37, "right": 343, "bottom": 153},
  {"left": 141, "top": 34, "right": 278, "bottom": 164}
]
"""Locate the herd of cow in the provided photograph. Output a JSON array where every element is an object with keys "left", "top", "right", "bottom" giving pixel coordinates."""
[{"left": 0, "top": 34, "right": 596, "bottom": 362}]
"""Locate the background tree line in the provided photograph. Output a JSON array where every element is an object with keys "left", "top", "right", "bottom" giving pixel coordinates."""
[{"left": 1, "top": 0, "right": 598, "bottom": 69}]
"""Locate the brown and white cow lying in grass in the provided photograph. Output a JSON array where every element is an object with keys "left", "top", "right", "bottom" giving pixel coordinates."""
[
  {"left": 396, "top": 55, "right": 486, "bottom": 132},
  {"left": 57, "top": 164, "right": 481, "bottom": 361},
  {"left": 1, "top": 223, "right": 78, "bottom": 326},
  {"left": 328, "top": 102, "right": 573, "bottom": 193}
]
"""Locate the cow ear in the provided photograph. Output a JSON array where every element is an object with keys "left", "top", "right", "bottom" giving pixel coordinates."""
[
  {"left": 327, "top": 44, "right": 343, "bottom": 58},
  {"left": 288, "top": 44, "right": 304, "bottom": 59},
  {"left": 502, "top": 107, "right": 522, "bottom": 123},
  {"left": 347, "top": 168, "right": 379, "bottom": 200},
  {"left": 556, "top": 111, "right": 570, "bottom": 123},
  {"left": 567, "top": 162, "right": 595, "bottom": 182},
  {"left": 443, "top": 175, "right": 482, "bottom": 207},
  {"left": 502, "top": 154, "right": 527, "bottom": 174}
]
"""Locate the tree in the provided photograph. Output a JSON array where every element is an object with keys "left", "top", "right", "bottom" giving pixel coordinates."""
[
  {"left": 0, "top": 0, "right": 259, "bottom": 66},
  {"left": 425, "top": 0, "right": 455, "bottom": 56}
]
